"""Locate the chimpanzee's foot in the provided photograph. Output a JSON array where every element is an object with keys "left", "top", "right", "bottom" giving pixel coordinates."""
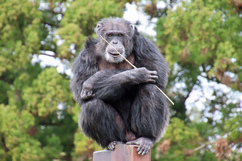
[
  {"left": 107, "top": 141, "right": 124, "bottom": 151},
  {"left": 126, "top": 137, "right": 154, "bottom": 155}
]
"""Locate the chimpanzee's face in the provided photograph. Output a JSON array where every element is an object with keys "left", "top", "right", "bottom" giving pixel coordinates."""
[{"left": 95, "top": 18, "right": 134, "bottom": 63}]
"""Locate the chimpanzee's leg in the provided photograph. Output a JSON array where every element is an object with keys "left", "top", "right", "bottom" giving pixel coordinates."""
[
  {"left": 128, "top": 84, "right": 170, "bottom": 155},
  {"left": 79, "top": 98, "right": 127, "bottom": 148}
]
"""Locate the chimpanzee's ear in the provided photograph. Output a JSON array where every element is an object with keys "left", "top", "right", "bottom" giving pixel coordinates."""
[
  {"left": 95, "top": 23, "right": 102, "bottom": 34},
  {"left": 130, "top": 24, "right": 135, "bottom": 30},
  {"left": 133, "top": 26, "right": 139, "bottom": 36}
]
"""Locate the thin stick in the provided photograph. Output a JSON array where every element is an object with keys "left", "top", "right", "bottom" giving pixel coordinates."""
[{"left": 100, "top": 35, "right": 174, "bottom": 105}]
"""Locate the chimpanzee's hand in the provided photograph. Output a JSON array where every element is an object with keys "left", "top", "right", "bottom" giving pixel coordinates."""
[
  {"left": 81, "top": 82, "right": 94, "bottom": 100},
  {"left": 130, "top": 67, "right": 158, "bottom": 84}
]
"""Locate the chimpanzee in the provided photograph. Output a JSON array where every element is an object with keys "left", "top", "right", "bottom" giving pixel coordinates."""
[{"left": 70, "top": 17, "right": 170, "bottom": 155}]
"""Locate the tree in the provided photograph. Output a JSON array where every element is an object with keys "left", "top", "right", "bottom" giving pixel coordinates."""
[
  {"left": 1, "top": 0, "right": 241, "bottom": 160},
  {"left": 154, "top": 0, "right": 242, "bottom": 160},
  {"left": 0, "top": 0, "right": 131, "bottom": 160}
]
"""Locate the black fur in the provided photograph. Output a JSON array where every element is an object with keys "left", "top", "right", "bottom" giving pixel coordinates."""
[{"left": 70, "top": 17, "right": 170, "bottom": 154}]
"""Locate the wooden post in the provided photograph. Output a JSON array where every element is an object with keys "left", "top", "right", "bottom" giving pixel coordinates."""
[{"left": 93, "top": 144, "right": 151, "bottom": 161}]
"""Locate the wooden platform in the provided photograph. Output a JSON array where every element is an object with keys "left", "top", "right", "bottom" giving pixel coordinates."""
[{"left": 93, "top": 144, "right": 151, "bottom": 161}]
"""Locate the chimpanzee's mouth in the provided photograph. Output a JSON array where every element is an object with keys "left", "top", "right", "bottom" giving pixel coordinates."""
[{"left": 109, "top": 52, "right": 120, "bottom": 56}]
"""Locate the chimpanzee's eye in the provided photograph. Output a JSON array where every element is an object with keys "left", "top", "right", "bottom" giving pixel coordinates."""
[
  {"left": 118, "top": 33, "right": 123, "bottom": 37},
  {"left": 108, "top": 33, "right": 113, "bottom": 37}
]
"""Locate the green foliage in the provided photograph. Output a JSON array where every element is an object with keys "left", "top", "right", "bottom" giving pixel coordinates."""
[
  {"left": 0, "top": 104, "right": 45, "bottom": 160},
  {"left": 0, "top": 0, "right": 43, "bottom": 76},
  {"left": 57, "top": 0, "right": 124, "bottom": 59},
  {"left": 155, "top": 0, "right": 242, "bottom": 160},
  {"left": 225, "top": 115, "right": 242, "bottom": 143},
  {"left": 0, "top": 0, "right": 241, "bottom": 160},
  {"left": 23, "top": 68, "right": 71, "bottom": 116},
  {"left": 156, "top": 0, "right": 242, "bottom": 90},
  {"left": 164, "top": 118, "right": 202, "bottom": 146},
  {"left": 72, "top": 129, "right": 102, "bottom": 160},
  {"left": 0, "top": 0, "right": 123, "bottom": 160}
]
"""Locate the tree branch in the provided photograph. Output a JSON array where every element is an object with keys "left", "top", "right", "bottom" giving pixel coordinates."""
[{"left": 39, "top": 51, "right": 56, "bottom": 58}]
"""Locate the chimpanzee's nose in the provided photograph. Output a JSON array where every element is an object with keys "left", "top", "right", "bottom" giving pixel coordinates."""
[{"left": 112, "top": 40, "right": 118, "bottom": 44}]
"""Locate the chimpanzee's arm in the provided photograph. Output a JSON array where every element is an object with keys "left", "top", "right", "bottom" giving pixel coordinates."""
[
  {"left": 85, "top": 67, "right": 157, "bottom": 102},
  {"left": 81, "top": 70, "right": 109, "bottom": 100}
]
